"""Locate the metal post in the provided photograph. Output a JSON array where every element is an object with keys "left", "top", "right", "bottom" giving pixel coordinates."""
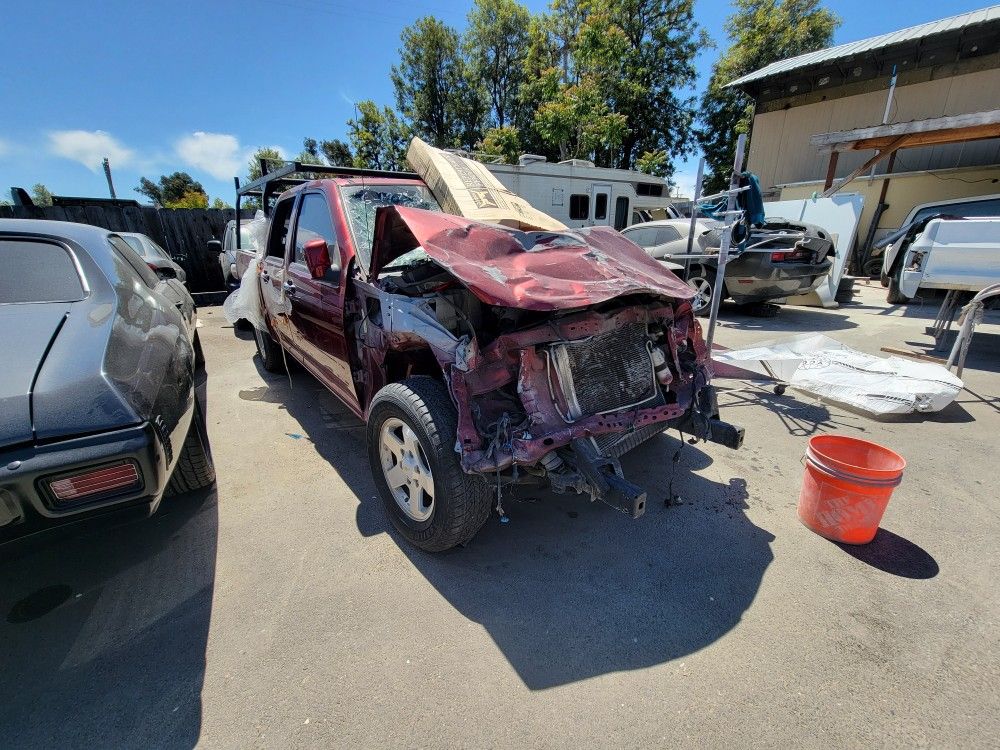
[
  {"left": 684, "top": 158, "right": 705, "bottom": 278},
  {"left": 102, "top": 158, "right": 116, "bottom": 199},
  {"left": 234, "top": 177, "right": 241, "bottom": 251},
  {"left": 705, "top": 133, "right": 746, "bottom": 354}
]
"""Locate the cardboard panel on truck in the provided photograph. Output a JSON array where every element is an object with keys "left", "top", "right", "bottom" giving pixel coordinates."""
[{"left": 406, "top": 138, "right": 567, "bottom": 232}]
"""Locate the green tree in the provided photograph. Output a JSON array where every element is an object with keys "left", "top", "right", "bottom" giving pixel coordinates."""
[
  {"left": 135, "top": 172, "right": 206, "bottom": 206},
  {"left": 32, "top": 183, "right": 54, "bottom": 206},
  {"left": 465, "top": 0, "right": 532, "bottom": 129},
  {"left": 164, "top": 189, "right": 209, "bottom": 209},
  {"left": 391, "top": 17, "right": 485, "bottom": 149},
  {"left": 211, "top": 197, "right": 232, "bottom": 209},
  {"left": 574, "top": 0, "right": 705, "bottom": 174},
  {"left": 348, "top": 100, "right": 410, "bottom": 171},
  {"left": 697, "top": 0, "right": 839, "bottom": 192},
  {"left": 478, "top": 126, "right": 523, "bottom": 163},
  {"left": 246, "top": 147, "right": 285, "bottom": 182},
  {"left": 533, "top": 77, "right": 628, "bottom": 161},
  {"left": 320, "top": 139, "right": 353, "bottom": 166},
  {"left": 636, "top": 149, "right": 669, "bottom": 177}
]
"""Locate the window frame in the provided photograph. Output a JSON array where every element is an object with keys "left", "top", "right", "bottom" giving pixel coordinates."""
[
  {"left": 569, "top": 194, "right": 590, "bottom": 221},
  {"left": 594, "top": 192, "right": 608, "bottom": 221}
]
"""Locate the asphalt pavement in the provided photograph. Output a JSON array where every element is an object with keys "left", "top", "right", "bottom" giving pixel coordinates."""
[{"left": 1, "top": 282, "right": 998, "bottom": 748}]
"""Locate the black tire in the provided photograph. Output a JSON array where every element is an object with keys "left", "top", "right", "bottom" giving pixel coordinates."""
[
  {"left": 166, "top": 397, "right": 216, "bottom": 495},
  {"left": 886, "top": 261, "right": 911, "bottom": 304},
  {"left": 367, "top": 376, "right": 491, "bottom": 552},
  {"left": 686, "top": 265, "right": 717, "bottom": 317},
  {"left": 254, "top": 325, "right": 285, "bottom": 372}
]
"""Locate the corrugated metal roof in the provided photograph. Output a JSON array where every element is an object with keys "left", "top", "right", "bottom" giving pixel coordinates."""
[{"left": 727, "top": 5, "right": 1000, "bottom": 88}]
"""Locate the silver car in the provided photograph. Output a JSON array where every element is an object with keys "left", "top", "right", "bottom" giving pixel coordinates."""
[{"left": 118, "top": 232, "right": 187, "bottom": 285}]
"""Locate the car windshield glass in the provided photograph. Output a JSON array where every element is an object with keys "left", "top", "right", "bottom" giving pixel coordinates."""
[
  {"left": 1, "top": 239, "right": 86, "bottom": 303},
  {"left": 341, "top": 184, "right": 441, "bottom": 268}
]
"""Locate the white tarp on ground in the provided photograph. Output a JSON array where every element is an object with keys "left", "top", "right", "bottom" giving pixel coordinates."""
[{"left": 714, "top": 333, "right": 963, "bottom": 415}]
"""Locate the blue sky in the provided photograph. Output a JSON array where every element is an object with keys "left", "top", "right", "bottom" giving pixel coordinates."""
[{"left": 0, "top": 0, "right": 992, "bottom": 204}]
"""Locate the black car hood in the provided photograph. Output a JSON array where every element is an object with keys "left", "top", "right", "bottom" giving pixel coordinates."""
[{"left": 0, "top": 304, "right": 71, "bottom": 449}]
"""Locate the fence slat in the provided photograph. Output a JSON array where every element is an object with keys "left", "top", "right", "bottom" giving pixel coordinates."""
[{"left": 3, "top": 204, "right": 251, "bottom": 292}]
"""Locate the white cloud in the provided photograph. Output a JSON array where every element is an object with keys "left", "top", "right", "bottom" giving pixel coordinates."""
[
  {"left": 0, "top": 137, "right": 10, "bottom": 158},
  {"left": 49, "top": 130, "right": 134, "bottom": 171},
  {"left": 175, "top": 131, "right": 246, "bottom": 181}
]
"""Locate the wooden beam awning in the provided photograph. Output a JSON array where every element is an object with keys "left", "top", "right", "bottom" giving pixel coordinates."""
[
  {"left": 815, "top": 109, "right": 1000, "bottom": 197},
  {"left": 811, "top": 109, "right": 1000, "bottom": 152}
]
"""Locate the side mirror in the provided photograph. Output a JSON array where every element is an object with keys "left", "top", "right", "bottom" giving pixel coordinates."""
[
  {"left": 205, "top": 239, "right": 222, "bottom": 254},
  {"left": 303, "top": 238, "right": 332, "bottom": 279}
]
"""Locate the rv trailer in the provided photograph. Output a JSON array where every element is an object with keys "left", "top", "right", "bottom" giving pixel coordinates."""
[{"left": 481, "top": 155, "right": 682, "bottom": 230}]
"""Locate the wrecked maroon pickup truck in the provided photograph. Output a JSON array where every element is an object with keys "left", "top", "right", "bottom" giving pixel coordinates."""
[{"left": 233, "top": 164, "right": 743, "bottom": 551}]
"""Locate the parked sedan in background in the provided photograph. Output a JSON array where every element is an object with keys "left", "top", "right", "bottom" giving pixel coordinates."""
[
  {"left": 118, "top": 231, "right": 187, "bottom": 284},
  {"left": 0, "top": 220, "right": 214, "bottom": 544},
  {"left": 622, "top": 218, "right": 834, "bottom": 314}
]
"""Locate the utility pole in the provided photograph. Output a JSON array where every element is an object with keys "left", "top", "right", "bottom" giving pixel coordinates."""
[{"left": 102, "top": 157, "right": 117, "bottom": 199}]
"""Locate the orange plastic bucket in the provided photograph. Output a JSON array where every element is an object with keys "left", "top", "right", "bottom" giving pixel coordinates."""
[{"left": 798, "top": 435, "right": 906, "bottom": 544}]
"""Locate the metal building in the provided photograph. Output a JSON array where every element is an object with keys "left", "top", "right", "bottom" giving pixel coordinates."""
[{"left": 729, "top": 6, "right": 1000, "bottom": 245}]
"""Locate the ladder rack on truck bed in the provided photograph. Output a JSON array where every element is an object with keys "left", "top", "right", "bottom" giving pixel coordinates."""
[{"left": 233, "top": 159, "right": 419, "bottom": 249}]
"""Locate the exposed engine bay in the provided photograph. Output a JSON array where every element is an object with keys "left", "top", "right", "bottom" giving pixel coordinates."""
[{"left": 347, "top": 206, "right": 744, "bottom": 518}]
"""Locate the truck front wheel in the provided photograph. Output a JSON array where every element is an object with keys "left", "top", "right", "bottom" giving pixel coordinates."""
[{"left": 367, "top": 377, "right": 491, "bottom": 552}]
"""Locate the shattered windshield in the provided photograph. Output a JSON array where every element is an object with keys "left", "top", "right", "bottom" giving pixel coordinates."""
[{"left": 341, "top": 184, "right": 441, "bottom": 267}]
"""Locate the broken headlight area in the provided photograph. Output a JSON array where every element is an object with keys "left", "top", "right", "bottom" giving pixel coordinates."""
[{"left": 448, "top": 300, "right": 741, "bottom": 514}]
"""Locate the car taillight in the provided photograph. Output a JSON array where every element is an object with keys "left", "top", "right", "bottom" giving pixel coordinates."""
[
  {"left": 770, "top": 251, "right": 789, "bottom": 261},
  {"left": 48, "top": 462, "right": 141, "bottom": 503}
]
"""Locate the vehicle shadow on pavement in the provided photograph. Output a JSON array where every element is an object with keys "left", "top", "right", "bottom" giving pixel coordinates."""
[
  {"left": 254, "top": 361, "right": 775, "bottom": 691},
  {"left": 388, "top": 433, "right": 775, "bottom": 691},
  {"left": 0, "top": 488, "right": 218, "bottom": 749}
]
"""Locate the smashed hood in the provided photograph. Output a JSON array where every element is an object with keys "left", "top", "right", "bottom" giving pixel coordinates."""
[{"left": 370, "top": 206, "right": 694, "bottom": 311}]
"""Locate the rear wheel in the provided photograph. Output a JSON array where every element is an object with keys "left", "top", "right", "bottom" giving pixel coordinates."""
[
  {"left": 367, "top": 377, "right": 491, "bottom": 552},
  {"left": 254, "top": 326, "right": 285, "bottom": 372},
  {"left": 166, "top": 397, "right": 216, "bottom": 495}
]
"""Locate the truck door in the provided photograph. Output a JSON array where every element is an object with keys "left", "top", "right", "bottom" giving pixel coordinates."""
[
  {"left": 260, "top": 195, "right": 297, "bottom": 350},
  {"left": 592, "top": 183, "right": 612, "bottom": 226},
  {"left": 284, "top": 191, "right": 357, "bottom": 407}
]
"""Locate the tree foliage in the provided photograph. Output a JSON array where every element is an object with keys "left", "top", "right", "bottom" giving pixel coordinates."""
[
  {"left": 32, "top": 183, "right": 53, "bottom": 206},
  {"left": 348, "top": 100, "right": 410, "bottom": 171},
  {"left": 320, "top": 139, "right": 353, "bottom": 166},
  {"left": 136, "top": 172, "right": 206, "bottom": 207},
  {"left": 391, "top": 17, "right": 486, "bottom": 150},
  {"left": 466, "top": 0, "right": 532, "bottom": 129},
  {"left": 697, "top": 0, "right": 839, "bottom": 192},
  {"left": 478, "top": 126, "right": 523, "bottom": 164},
  {"left": 164, "top": 190, "right": 209, "bottom": 209},
  {"left": 246, "top": 147, "right": 284, "bottom": 183}
]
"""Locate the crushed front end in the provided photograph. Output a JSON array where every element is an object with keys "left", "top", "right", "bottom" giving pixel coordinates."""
[
  {"left": 358, "top": 205, "right": 745, "bottom": 517},
  {"left": 450, "top": 298, "right": 742, "bottom": 517}
]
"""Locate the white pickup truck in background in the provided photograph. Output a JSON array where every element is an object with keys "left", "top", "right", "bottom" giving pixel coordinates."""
[{"left": 896, "top": 217, "right": 1000, "bottom": 300}]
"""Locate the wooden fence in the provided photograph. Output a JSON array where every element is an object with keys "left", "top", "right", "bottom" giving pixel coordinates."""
[{"left": 0, "top": 203, "right": 254, "bottom": 293}]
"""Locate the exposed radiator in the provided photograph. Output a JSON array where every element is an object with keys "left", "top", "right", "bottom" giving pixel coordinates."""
[{"left": 547, "top": 322, "right": 659, "bottom": 421}]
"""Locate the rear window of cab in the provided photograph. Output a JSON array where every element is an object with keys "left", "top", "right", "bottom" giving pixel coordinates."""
[{"left": 0, "top": 239, "right": 86, "bottom": 303}]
